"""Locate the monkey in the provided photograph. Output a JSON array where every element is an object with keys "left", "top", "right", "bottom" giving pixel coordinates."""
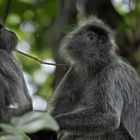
[
  {"left": 49, "top": 17, "right": 140, "bottom": 140},
  {"left": 0, "top": 24, "right": 32, "bottom": 123}
]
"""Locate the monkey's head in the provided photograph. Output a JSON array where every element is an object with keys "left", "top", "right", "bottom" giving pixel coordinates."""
[
  {"left": 0, "top": 23, "right": 18, "bottom": 53},
  {"left": 59, "top": 17, "right": 117, "bottom": 68}
]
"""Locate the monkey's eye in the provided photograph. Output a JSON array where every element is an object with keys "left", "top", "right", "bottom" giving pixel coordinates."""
[
  {"left": 98, "top": 36, "right": 107, "bottom": 44},
  {"left": 85, "top": 31, "right": 97, "bottom": 42}
]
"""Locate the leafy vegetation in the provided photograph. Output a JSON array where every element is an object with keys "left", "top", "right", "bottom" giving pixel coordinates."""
[{"left": 0, "top": 112, "right": 59, "bottom": 140}]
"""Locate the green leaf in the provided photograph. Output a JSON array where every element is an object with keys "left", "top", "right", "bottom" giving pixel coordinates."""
[
  {"left": 11, "top": 111, "right": 59, "bottom": 133},
  {"left": 0, "top": 134, "right": 31, "bottom": 140},
  {"left": 0, "top": 124, "right": 15, "bottom": 134}
]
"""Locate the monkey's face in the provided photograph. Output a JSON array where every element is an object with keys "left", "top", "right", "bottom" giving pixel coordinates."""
[
  {"left": 0, "top": 24, "right": 18, "bottom": 53},
  {"left": 60, "top": 19, "right": 114, "bottom": 66}
]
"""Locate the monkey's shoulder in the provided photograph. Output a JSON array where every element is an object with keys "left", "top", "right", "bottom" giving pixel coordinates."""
[
  {"left": 0, "top": 50, "right": 25, "bottom": 83},
  {"left": 99, "top": 59, "right": 138, "bottom": 84}
]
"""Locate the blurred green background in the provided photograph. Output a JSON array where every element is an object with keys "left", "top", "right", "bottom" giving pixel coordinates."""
[{"left": 0, "top": 0, "right": 140, "bottom": 110}]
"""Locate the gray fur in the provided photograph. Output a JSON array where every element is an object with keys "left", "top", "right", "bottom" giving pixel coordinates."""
[
  {"left": 0, "top": 26, "right": 32, "bottom": 123},
  {"left": 50, "top": 17, "right": 139, "bottom": 140}
]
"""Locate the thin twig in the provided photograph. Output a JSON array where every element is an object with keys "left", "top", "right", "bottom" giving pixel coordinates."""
[
  {"left": 15, "top": 49, "right": 67, "bottom": 67},
  {"left": 3, "top": 0, "right": 12, "bottom": 24}
]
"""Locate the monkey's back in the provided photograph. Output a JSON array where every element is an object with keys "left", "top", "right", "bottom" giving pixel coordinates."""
[{"left": 0, "top": 50, "right": 32, "bottom": 123}]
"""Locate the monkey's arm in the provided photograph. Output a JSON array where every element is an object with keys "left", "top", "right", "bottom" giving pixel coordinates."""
[
  {"left": 50, "top": 68, "right": 78, "bottom": 116},
  {"left": 54, "top": 69, "right": 124, "bottom": 134},
  {"left": 55, "top": 106, "right": 120, "bottom": 134}
]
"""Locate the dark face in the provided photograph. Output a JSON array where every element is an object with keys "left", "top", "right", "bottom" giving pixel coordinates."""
[
  {"left": 60, "top": 23, "right": 113, "bottom": 66},
  {"left": 0, "top": 24, "right": 18, "bottom": 52}
]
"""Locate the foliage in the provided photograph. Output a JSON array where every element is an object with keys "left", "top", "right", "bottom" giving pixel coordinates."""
[{"left": 0, "top": 112, "right": 59, "bottom": 140}]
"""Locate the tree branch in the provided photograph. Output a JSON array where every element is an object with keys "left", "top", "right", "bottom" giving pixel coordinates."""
[
  {"left": 15, "top": 50, "right": 67, "bottom": 67},
  {"left": 3, "top": 0, "right": 12, "bottom": 24}
]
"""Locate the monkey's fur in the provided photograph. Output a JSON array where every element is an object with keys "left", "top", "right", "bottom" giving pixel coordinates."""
[
  {"left": 0, "top": 25, "right": 32, "bottom": 123},
  {"left": 50, "top": 17, "right": 140, "bottom": 140}
]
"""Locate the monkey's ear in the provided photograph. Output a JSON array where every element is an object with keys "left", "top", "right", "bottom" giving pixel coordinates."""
[{"left": 0, "top": 27, "right": 18, "bottom": 53}]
